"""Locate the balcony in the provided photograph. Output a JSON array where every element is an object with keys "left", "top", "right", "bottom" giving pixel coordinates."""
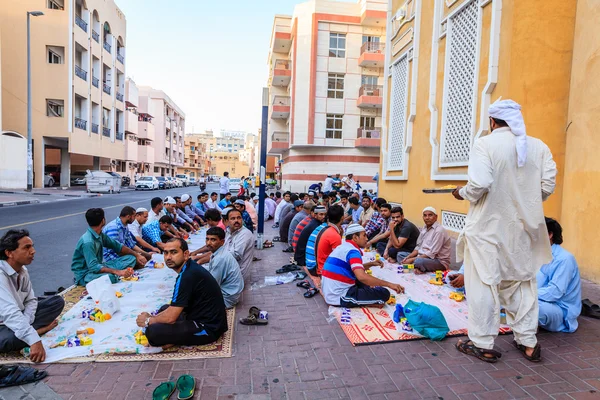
[
  {"left": 103, "top": 127, "right": 111, "bottom": 137},
  {"left": 103, "top": 83, "right": 111, "bottom": 95},
  {"left": 75, "top": 65, "right": 87, "bottom": 81},
  {"left": 137, "top": 117, "right": 155, "bottom": 141},
  {"left": 273, "top": 23, "right": 292, "bottom": 53},
  {"left": 269, "top": 131, "right": 289, "bottom": 154},
  {"left": 75, "top": 15, "right": 87, "bottom": 32},
  {"left": 91, "top": 123, "right": 99, "bottom": 134},
  {"left": 357, "top": 85, "right": 383, "bottom": 109},
  {"left": 116, "top": 52, "right": 124, "bottom": 64},
  {"left": 355, "top": 127, "right": 381, "bottom": 147},
  {"left": 359, "top": 42, "right": 385, "bottom": 67},
  {"left": 92, "top": 76, "right": 99, "bottom": 88},
  {"left": 138, "top": 144, "right": 155, "bottom": 164},
  {"left": 116, "top": 130, "right": 124, "bottom": 141},
  {"left": 272, "top": 59, "right": 291, "bottom": 87},
  {"left": 103, "top": 41, "right": 111, "bottom": 53},
  {"left": 116, "top": 91, "right": 124, "bottom": 102},
  {"left": 74, "top": 117, "right": 87, "bottom": 130},
  {"left": 125, "top": 137, "right": 138, "bottom": 161},
  {"left": 92, "top": 30, "right": 99, "bottom": 43},
  {"left": 271, "top": 96, "right": 290, "bottom": 119}
]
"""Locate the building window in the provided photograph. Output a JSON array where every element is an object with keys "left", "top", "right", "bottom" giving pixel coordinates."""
[
  {"left": 329, "top": 33, "right": 346, "bottom": 58},
  {"left": 46, "top": 99, "right": 64, "bottom": 117},
  {"left": 47, "top": 0, "right": 64, "bottom": 10},
  {"left": 47, "top": 47, "right": 63, "bottom": 64},
  {"left": 360, "top": 116, "right": 376, "bottom": 129},
  {"left": 326, "top": 114, "right": 343, "bottom": 139},
  {"left": 327, "top": 74, "right": 344, "bottom": 99},
  {"left": 362, "top": 35, "right": 380, "bottom": 45},
  {"left": 361, "top": 75, "right": 378, "bottom": 86},
  {"left": 439, "top": 0, "right": 479, "bottom": 166},
  {"left": 387, "top": 54, "right": 409, "bottom": 171}
]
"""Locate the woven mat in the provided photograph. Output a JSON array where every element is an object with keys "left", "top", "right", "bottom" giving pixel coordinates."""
[
  {"left": 0, "top": 285, "right": 235, "bottom": 364},
  {"left": 304, "top": 263, "right": 512, "bottom": 346}
]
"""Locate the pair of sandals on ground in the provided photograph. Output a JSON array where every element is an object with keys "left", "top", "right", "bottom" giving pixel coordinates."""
[
  {"left": 456, "top": 339, "right": 542, "bottom": 363},
  {"left": 239, "top": 306, "right": 269, "bottom": 325},
  {"left": 277, "top": 263, "right": 319, "bottom": 297},
  {"left": 153, "top": 375, "right": 195, "bottom": 400}
]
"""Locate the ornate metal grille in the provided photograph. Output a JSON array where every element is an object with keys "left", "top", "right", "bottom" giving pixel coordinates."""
[
  {"left": 387, "top": 54, "right": 409, "bottom": 171},
  {"left": 442, "top": 211, "right": 466, "bottom": 232}
]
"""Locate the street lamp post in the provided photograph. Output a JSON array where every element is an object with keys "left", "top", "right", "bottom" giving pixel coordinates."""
[{"left": 26, "top": 11, "right": 44, "bottom": 191}]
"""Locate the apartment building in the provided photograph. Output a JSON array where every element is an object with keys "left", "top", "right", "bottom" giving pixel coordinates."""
[
  {"left": 266, "top": 0, "right": 386, "bottom": 192},
  {"left": 0, "top": 0, "right": 128, "bottom": 187},
  {"left": 137, "top": 86, "right": 185, "bottom": 177},
  {"left": 122, "top": 78, "right": 154, "bottom": 180},
  {"left": 378, "top": 0, "right": 600, "bottom": 281},
  {"left": 181, "top": 137, "right": 210, "bottom": 179}
]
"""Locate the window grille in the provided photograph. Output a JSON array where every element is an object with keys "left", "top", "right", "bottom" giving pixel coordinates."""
[{"left": 387, "top": 54, "right": 409, "bottom": 171}]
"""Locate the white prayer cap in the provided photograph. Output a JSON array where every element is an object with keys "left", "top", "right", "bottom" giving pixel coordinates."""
[
  {"left": 181, "top": 194, "right": 191, "bottom": 202},
  {"left": 422, "top": 206, "right": 437, "bottom": 215},
  {"left": 345, "top": 224, "right": 365, "bottom": 236},
  {"left": 135, "top": 207, "right": 148, "bottom": 213},
  {"left": 164, "top": 196, "right": 176, "bottom": 205},
  {"left": 488, "top": 99, "right": 528, "bottom": 167},
  {"left": 314, "top": 205, "right": 327, "bottom": 213}
]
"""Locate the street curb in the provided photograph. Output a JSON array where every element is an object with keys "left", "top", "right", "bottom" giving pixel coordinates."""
[
  {"left": 0, "top": 190, "right": 101, "bottom": 198},
  {"left": 0, "top": 199, "right": 41, "bottom": 207}
]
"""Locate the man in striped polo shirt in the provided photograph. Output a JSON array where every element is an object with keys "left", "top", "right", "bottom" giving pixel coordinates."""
[
  {"left": 322, "top": 224, "right": 404, "bottom": 307},
  {"left": 306, "top": 205, "right": 344, "bottom": 276},
  {"left": 294, "top": 205, "right": 328, "bottom": 266}
]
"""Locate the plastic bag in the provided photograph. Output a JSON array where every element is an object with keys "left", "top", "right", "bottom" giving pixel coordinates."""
[
  {"left": 85, "top": 275, "right": 121, "bottom": 316},
  {"left": 264, "top": 272, "right": 296, "bottom": 286},
  {"left": 404, "top": 299, "right": 449, "bottom": 341}
]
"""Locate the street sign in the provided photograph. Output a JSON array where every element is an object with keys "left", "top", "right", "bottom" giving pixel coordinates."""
[{"left": 275, "top": 166, "right": 280, "bottom": 173}]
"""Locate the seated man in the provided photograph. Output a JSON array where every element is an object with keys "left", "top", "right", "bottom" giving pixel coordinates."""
[
  {"left": 147, "top": 197, "right": 166, "bottom": 223},
  {"left": 205, "top": 208, "right": 227, "bottom": 231},
  {"left": 306, "top": 205, "right": 344, "bottom": 276},
  {"left": 537, "top": 217, "right": 581, "bottom": 333},
  {"left": 206, "top": 192, "right": 222, "bottom": 211},
  {"left": 128, "top": 207, "right": 161, "bottom": 253},
  {"left": 72, "top": 208, "right": 144, "bottom": 285},
  {"left": 203, "top": 227, "right": 244, "bottom": 309},
  {"left": 273, "top": 191, "right": 292, "bottom": 228},
  {"left": 321, "top": 224, "right": 404, "bottom": 307},
  {"left": 103, "top": 206, "right": 154, "bottom": 268},
  {"left": 234, "top": 199, "right": 254, "bottom": 233},
  {"left": 163, "top": 197, "right": 191, "bottom": 236},
  {"left": 401, "top": 207, "right": 451, "bottom": 273},
  {"left": 224, "top": 209, "right": 254, "bottom": 282},
  {"left": 358, "top": 197, "right": 374, "bottom": 227},
  {"left": 242, "top": 196, "right": 259, "bottom": 228},
  {"left": 348, "top": 197, "right": 364, "bottom": 224},
  {"left": 265, "top": 195, "right": 278, "bottom": 220},
  {"left": 219, "top": 192, "right": 232, "bottom": 209},
  {"left": 0, "top": 230, "right": 65, "bottom": 362},
  {"left": 136, "top": 239, "right": 228, "bottom": 347},
  {"left": 180, "top": 195, "right": 203, "bottom": 227},
  {"left": 291, "top": 202, "right": 315, "bottom": 251},
  {"left": 196, "top": 193, "right": 209, "bottom": 215},
  {"left": 294, "top": 205, "right": 327, "bottom": 266},
  {"left": 280, "top": 200, "right": 303, "bottom": 248},
  {"left": 365, "top": 201, "right": 392, "bottom": 254},
  {"left": 383, "top": 206, "right": 420, "bottom": 263},
  {"left": 142, "top": 216, "right": 174, "bottom": 252}
]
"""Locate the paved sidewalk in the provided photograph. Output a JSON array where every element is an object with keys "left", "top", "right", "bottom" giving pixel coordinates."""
[{"left": 13, "top": 225, "right": 600, "bottom": 399}]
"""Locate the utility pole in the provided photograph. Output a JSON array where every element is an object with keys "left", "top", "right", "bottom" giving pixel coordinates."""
[
  {"left": 26, "top": 11, "right": 44, "bottom": 191},
  {"left": 256, "top": 88, "right": 269, "bottom": 249}
]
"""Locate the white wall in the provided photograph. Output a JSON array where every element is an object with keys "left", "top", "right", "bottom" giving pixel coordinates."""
[{"left": 0, "top": 132, "right": 27, "bottom": 189}]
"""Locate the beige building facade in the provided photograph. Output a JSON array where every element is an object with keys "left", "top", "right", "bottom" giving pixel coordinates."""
[
  {"left": 181, "top": 136, "right": 210, "bottom": 180},
  {"left": 0, "top": 0, "right": 128, "bottom": 187}
]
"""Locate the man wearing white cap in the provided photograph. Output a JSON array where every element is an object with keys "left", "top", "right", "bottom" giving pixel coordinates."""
[
  {"left": 128, "top": 207, "right": 161, "bottom": 253},
  {"left": 181, "top": 194, "right": 205, "bottom": 226},
  {"left": 452, "top": 99, "right": 557, "bottom": 363},
  {"left": 322, "top": 224, "right": 404, "bottom": 307},
  {"left": 401, "top": 207, "right": 451, "bottom": 274},
  {"left": 323, "top": 174, "right": 334, "bottom": 194}
]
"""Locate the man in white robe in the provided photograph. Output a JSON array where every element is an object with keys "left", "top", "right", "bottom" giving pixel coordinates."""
[{"left": 453, "top": 99, "right": 557, "bottom": 363}]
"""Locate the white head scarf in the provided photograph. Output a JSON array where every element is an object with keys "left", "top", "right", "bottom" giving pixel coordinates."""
[{"left": 488, "top": 99, "right": 527, "bottom": 168}]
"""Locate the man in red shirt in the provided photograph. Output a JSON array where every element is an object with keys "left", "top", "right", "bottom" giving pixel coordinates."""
[
  {"left": 316, "top": 205, "right": 344, "bottom": 276},
  {"left": 291, "top": 206, "right": 315, "bottom": 251}
]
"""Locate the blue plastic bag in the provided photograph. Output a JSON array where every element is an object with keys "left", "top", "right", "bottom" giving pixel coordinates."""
[{"left": 403, "top": 299, "right": 449, "bottom": 341}]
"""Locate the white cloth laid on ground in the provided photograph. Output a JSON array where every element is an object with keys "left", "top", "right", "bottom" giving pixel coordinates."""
[{"left": 457, "top": 125, "right": 557, "bottom": 350}]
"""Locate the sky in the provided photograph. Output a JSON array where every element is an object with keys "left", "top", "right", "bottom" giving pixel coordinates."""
[{"left": 116, "top": 0, "right": 306, "bottom": 136}]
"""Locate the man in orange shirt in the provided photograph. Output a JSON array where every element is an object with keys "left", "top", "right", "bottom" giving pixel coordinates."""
[{"left": 315, "top": 205, "right": 345, "bottom": 276}]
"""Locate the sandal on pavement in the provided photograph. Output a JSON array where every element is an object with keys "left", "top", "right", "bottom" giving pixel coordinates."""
[
  {"left": 304, "top": 287, "right": 319, "bottom": 298},
  {"left": 152, "top": 381, "right": 175, "bottom": 400},
  {"left": 272, "top": 237, "right": 282, "bottom": 242},
  {"left": 276, "top": 264, "right": 301, "bottom": 274},
  {"left": 175, "top": 374, "right": 196, "bottom": 400},
  {"left": 239, "top": 314, "right": 268, "bottom": 325},
  {"left": 582, "top": 299, "right": 600, "bottom": 319},
  {"left": 513, "top": 340, "right": 542, "bottom": 363},
  {"left": 296, "top": 280, "right": 312, "bottom": 289},
  {"left": 456, "top": 339, "right": 502, "bottom": 363},
  {"left": 294, "top": 271, "right": 307, "bottom": 281},
  {"left": 249, "top": 306, "right": 261, "bottom": 318},
  {"left": 252, "top": 257, "right": 262, "bottom": 262},
  {"left": 282, "top": 247, "right": 294, "bottom": 253},
  {"left": 0, "top": 365, "right": 47, "bottom": 389}
]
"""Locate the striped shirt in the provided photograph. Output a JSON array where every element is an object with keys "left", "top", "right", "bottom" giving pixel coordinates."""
[
  {"left": 102, "top": 218, "right": 137, "bottom": 262},
  {"left": 291, "top": 215, "right": 312, "bottom": 251},
  {"left": 305, "top": 223, "right": 328, "bottom": 271},
  {"left": 321, "top": 241, "right": 364, "bottom": 305},
  {"left": 142, "top": 220, "right": 166, "bottom": 246}
]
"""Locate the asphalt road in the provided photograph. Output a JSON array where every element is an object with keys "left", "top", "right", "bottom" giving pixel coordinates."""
[{"left": 0, "top": 183, "right": 221, "bottom": 295}]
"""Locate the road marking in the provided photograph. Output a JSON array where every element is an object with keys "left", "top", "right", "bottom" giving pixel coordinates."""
[{"left": 0, "top": 200, "right": 148, "bottom": 230}]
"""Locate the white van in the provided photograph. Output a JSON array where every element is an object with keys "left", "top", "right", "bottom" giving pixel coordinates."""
[{"left": 175, "top": 174, "right": 190, "bottom": 187}]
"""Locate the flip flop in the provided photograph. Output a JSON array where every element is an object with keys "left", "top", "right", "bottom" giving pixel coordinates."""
[
  {"left": 272, "top": 237, "right": 282, "bottom": 242},
  {"left": 175, "top": 374, "right": 196, "bottom": 400},
  {"left": 252, "top": 257, "right": 262, "bottom": 262},
  {"left": 294, "top": 271, "right": 307, "bottom": 281},
  {"left": 0, "top": 365, "right": 47, "bottom": 388},
  {"left": 582, "top": 299, "right": 600, "bottom": 319},
  {"left": 239, "top": 314, "right": 268, "bottom": 325},
  {"left": 296, "top": 280, "right": 312, "bottom": 289},
  {"left": 276, "top": 264, "right": 301, "bottom": 274},
  {"left": 152, "top": 381, "right": 175, "bottom": 400},
  {"left": 282, "top": 247, "right": 294, "bottom": 253},
  {"left": 304, "top": 287, "right": 319, "bottom": 298}
]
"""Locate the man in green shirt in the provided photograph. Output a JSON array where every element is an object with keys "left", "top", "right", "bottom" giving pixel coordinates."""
[{"left": 71, "top": 208, "right": 146, "bottom": 285}]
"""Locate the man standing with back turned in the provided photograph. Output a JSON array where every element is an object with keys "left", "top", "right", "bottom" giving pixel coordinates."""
[{"left": 453, "top": 99, "right": 557, "bottom": 363}]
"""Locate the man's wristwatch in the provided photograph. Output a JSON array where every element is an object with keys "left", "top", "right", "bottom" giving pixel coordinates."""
[{"left": 144, "top": 317, "right": 151, "bottom": 327}]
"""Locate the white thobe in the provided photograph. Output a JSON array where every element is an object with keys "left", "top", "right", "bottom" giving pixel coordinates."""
[{"left": 457, "top": 127, "right": 557, "bottom": 349}]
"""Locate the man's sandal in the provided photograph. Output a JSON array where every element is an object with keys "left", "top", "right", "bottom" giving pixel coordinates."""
[
  {"left": 0, "top": 365, "right": 47, "bottom": 389},
  {"left": 239, "top": 314, "right": 268, "bottom": 325},
  {"left": 296, "top": 280, "right": 312, "bottom": 289},
  {"left": 276, "top": 264, "right": 301, "bottom": 274},
  {"left": 456, "top": 339, "right": 502, "bottom": 363},
  {"left": 304, "top": 287, "right": 319, "bottom": 298},
  {"left": 513, "top": 340, "right": 542, "bottom": 363}
]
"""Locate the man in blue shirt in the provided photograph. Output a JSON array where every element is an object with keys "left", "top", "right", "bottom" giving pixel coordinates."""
[
  {"left": 537, "top": 218, "right": 581, "bottom": 333},
  {"left": 219, "top": 193, "right": 232, "bottom": 209},
  {"left": 103, "top": 206, "right": 152, "bottom": 268}
]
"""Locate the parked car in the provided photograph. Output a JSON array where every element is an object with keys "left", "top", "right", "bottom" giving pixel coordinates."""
[
  {"left": 229, "top": 178, "right": 241, "bottom": 193},
  {"left": 174, "top": 178, "right": 184, "bottom": 188},
  {"left": 135, "top": 176, "right": 159, "bottom": 190},
  {"left": 121, "top": 176, "right": 131, "bottom": 186},
  {"left": 45, "top": 166, "right": 60, "bottom": 184},
  {"left": 175, "top": 174, "right": 190, "bottom": 187},
  {"left": 44, "top": 174, "right": 55, "bottom": 187},
  {"left": 165, "top": 177, "right": 175, "bottom": 188},
  {"left": 156, "top": 176, "right": 168, "bottom": 190},
  {"left": 189, "top": 178, "right": 196, "bottom": 186},
  {"left": 70, "top": 171, "right": 87, "bottom": 186}
]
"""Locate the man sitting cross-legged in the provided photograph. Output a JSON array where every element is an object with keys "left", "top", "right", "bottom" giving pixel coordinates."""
[
  {"left": 0, "top": 230, "right": 65, "bottom": 362},
  {"left": 128, "top": 207, "right": 161, "bottom": 253},
  {"left": 322, "top": 224, "right": 404, "bottom": 308},
  {"left": 203, "top": 227, "right": 244, "bottom": 309},
  {"left": 142, "top": 215, "right": 174, "bottom": 252},
  {"left": 383, "top": 206, "right": 420, "bottom": 264},
  {"left": 136, "top": 239, "right": 228, "bottom": 347},
  {"left": 306, "top": 204, "right": 344, "bottom": 277},
  {"left": 365, "top": 200, "right": 392, "bottom": 254},
  {"left": 294, "top": 205, "right": 327, "bottom": 266},
  {"left": 103, "top": 206, "right": 155, "bottom": 268},
  {"left": 72, "top": 208, "right": 145, "bottom": 285},
  {"left": 401, "top": 207, "right": 451, "bottom": 274}
]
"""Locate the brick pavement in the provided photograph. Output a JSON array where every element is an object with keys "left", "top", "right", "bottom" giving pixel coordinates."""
[{"left": 30, "top": 225, "right": 600, "bottom": 399}]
